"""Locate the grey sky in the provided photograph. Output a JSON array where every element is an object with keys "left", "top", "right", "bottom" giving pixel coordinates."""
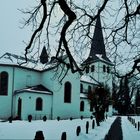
[
  {"left": 0, "top": 0, "right": 36, "bottom": 56},
  {"left": 0, "top": 1, "right": 139, "bottom": 75}
]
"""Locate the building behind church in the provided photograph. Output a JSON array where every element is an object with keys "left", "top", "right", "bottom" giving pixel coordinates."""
[{"left": 0, "top": 16, "right": 114, "bottom": 120}]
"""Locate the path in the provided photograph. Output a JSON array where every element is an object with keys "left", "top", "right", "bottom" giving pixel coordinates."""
[
  {"left": 121, "top": 116, "right": 140, "bottom": 140},
  {"left": 104, "top": 116, "right": 123, "bottom": 140}
]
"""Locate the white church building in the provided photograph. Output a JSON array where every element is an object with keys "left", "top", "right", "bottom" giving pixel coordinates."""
[{"left": 0, "top": 16, "right": 113, "bottom": 120}]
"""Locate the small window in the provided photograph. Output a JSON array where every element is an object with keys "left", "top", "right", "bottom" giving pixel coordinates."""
[
  {"left": 80, "top": 84, "right": 83, "bottom": 93},
  {"left": 36, "top": 98, "right": 43, "bottom": 111},
  {"left": 107, "top": 66, "right": 110, "bottom": 73},
  {"left": 90, "top": 102, "right": 93, "bottom": 111},
  {"left": 103, "top": 65, "right": 106, "bottom": 72},
  {"left": 91, "top": 65, "right": 95, "bottom": 72},
  {"left": 64, "top": 82, "right": 72, "bottom": 103},
  {"left": 80, "top": 101, "right": 84, "bottom": 111},
  {"left": 86, "top": 66, "right": 89, "bottom": 73},
  {"left": 0, "top": 71, "right": 8, "bottom": 96},
  {"left": 88, "top": 85, "right": 92, "bottom": 93}
]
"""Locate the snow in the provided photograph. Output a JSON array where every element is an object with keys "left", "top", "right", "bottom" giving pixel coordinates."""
[
  {"left": 80, "top": 93, "right": 87, "bottom": 98},
  {"left": 0, "top": 116, "right": 140, "bottom": 140},
  {"left": 80, "top": 75, "right": 99, "bottom": 85},
  {"left": 96, "top": 54, "right": 103, "bottom": 60},
  {"left": 122, "top": 116, "right": 140, "bottom": 140},
  {"left": 0, "top": 117, "right": 116, "bottom": 140}
]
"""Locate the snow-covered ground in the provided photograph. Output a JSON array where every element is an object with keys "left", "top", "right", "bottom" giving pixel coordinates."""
[
  {"left": 0, "top": 116, "right": 140, "bottom": 140},
  {"left": 0, "top": 117, "right": 116, "bottom": 140},
  {"left": 122, "top": 116, "right": 140, "bottom": 140}
]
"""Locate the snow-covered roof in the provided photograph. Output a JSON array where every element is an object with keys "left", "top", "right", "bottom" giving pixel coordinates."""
[
  {"left": 80, "top": 75, "right": 99, "bottom": 85},
  {"left": 82, "top": 54, "right": 114, "bottom": 66},
  {"left": 0, "top": 52, "right": 67, "bottom": 71},
  {"left": 80, "top": 93, "right": 88, "bottom": 99},
  {"left": 95, "top": 54, "right": 112, "bottom": 64},
  {"left": 14, "top": 85, "right": 53, "bottom": 95}
]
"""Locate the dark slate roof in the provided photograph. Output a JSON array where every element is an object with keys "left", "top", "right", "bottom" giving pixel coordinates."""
[
  {"left": 90, "top": 16, "right": 106, "bottom": 56},
  {"left": 14, "top": 84, "right": 53, "bottom": 95},
  {"left": 83, "top": 16, "right": 112, "bottom": 65},
  {"left": 30, "top": 84, "right": 52, "bottom": 92}
]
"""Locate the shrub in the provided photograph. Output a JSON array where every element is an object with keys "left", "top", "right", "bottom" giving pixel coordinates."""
[
  {"left": 28, "top": 115, "right": 32, "bottom": 122},
  {"left": 8, "top": 116, "right": 13, "bottom": 123},
  {"left": 76, "top": 126, "right": 81, "bottom": 136},
  {"left": 70, "top": 117, "right": 73, "bottom": 121},
  {"left": 61, "top": 132, "right": 67, "bottom": 140},
  {"left": 90, "top": 116, "right": 93, "bottom": 120},
  {"left": 86, "top": 121, "right": 89, "bottom": 134},
  {"left": 34, "top": 131, "right": 44, "bottom": 140},
  {"left": 80, "top": 116, "right": 83, "bottom": 120},
  {"left": 43, "top": 116, "right": 47, "bottom": 122},
  {"left": 57, "top": 116, "right": 60, "bottom": 121},
  {"left": 92, "top": 120, "right": 95, "bottom": 129}
]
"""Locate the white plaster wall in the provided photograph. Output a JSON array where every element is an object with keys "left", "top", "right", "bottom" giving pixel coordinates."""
[
  {"left": 80, "top": 98, "right": 92, "bottom": 118},
  {"left": 81, "top": 82, "right": 95, "bottom": 93},
  {"left": 0, "top": 66, "right": 14, "bottom": 119},
  {"left": 41, "top": 69, "right": 55, "bottom": 91},
  {"left": 14, "top": 92, "right": 52, "bottom": 120},
  {"left": 86, "top": 61, "right": 113, "bottom": 93},
  {"left": 41, "top": 64, "right": 80, "bottom": 119},
  {"left": 81, "top": 61, "right": 113, "bottom": 117},
  {"left": 13, "top": 68, "right": 41, "bottom": 90},
  {"left": 53, "top": 70, "right": 80, "bottom": 119}
]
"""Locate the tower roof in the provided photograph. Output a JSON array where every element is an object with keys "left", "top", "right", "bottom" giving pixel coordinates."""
[
  {"left": 90, "top": 16, "right": 106, "bottom": 57},
  {"left": 83, "top": 16, "right": 112, "bottom": 65}
]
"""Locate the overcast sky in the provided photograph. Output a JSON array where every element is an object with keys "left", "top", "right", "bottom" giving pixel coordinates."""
[
  {"left": 0, "top": 1, "right": 138, "bottom": 75},
  {"left": 0, "top": 0, "right": 37, "bottom": 56}
]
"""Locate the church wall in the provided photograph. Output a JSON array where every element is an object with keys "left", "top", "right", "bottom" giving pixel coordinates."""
[
  {"left": 14, "top": 92, "right": 52, "bottom": 120},
  {"left": 53, "top": 72, "right": 80, "bottom": 119},
  {"left": 41, "top": 69, "right": 55, "bottom": 91},
  {"left": 0, "top": 66, "right": 14, "bottom": 119},
  {"left": 82, "top": 61, "right": 113, "bottom": 117},
  {"left": 89, "top": 61, "right": 113, "bottom": 92},
  {"left": 13, "top": 67, "right": 41, "bottom": 90},
  {"left": 81, "top": 81, "right": 96, "bottom": 93},
  {"left": 80, "top": 98, "right": 92, "bottom": 117},
  {"left": 80, "top": 82, "right": 96, "bottom": 117},
  {"left": 42, "top": 66, "right": 80, "bottom": 119}
]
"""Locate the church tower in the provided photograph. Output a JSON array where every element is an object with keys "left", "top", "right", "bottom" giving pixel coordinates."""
[{"left": 82, "top": 15, "right": 113, "bottom": 89}]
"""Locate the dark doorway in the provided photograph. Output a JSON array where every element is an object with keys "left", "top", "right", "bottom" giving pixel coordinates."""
[{"left": 17, "top": 98, "right": 22, "bottom": 119}]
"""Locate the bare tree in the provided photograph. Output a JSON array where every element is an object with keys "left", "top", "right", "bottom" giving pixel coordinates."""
[
  {"left": 88, "top": 84, "right": 110, "bottom": 125},
  {"left": 20, "top": 0, "right": 140, "bottom": 77}
]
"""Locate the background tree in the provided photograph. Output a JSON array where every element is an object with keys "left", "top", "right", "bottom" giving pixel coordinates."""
[
  {"left": 135, "top": 88, "right": 140, "bottom": 114},
  {"left": 19, "top": 0, "right": 140, "bottom": 78},
  {"left": 112, "top": 72, "right": 140, "bottom": 115},
  {"left": 116, "top": 77, "right": 131, "bottom": 115},
  {"left": 88, "top": 84, "right": 110, "bottom": 125}
]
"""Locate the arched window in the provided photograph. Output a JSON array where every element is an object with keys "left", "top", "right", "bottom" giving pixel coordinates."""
[
  {"left": 88, "top": 85, "right": 92, "bottom": 93},
  {"left": 80, "top": 84, "right": 83, "bottom": 93},
  {"left": 103, "top": 65, "right": 106, "bottom": 72},
  {"left": 86, "top": 66, "right": 89, "bottom": 73},
  {"left": 36, "top": 97, "right": 43, "bottom": 111},
  {"left": 64, "top": 82, "right": 72, "bottom": 103},
  {"left": 107, "top": 66, "right": 110, "bottom": 73},
  {"left": 80, "top": 101, "right": 84, "bottom": 111},
  {"left": 0, "top": 71, "right": 8, "bottom": 95},
  {"left": 90, "top": 102, "right": 93, "bottom": 111},
  {"left": 91, "top": 65, "right": 95, "bottom": 72}
]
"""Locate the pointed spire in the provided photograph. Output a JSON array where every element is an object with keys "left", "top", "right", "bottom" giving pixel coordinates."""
[
  {"left": 40, "top": 46, "right": 48, "bottom": 64},
  {"left": 89, "top": 15, "right": 106, "bottom": 57},
  {"left": 82, "top": 15, "right": 112, "bottom": 65}
]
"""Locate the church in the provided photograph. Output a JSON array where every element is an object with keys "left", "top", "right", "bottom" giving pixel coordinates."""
[{"left": 0, "top": 16, "right": 113, "bottom": 120}]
